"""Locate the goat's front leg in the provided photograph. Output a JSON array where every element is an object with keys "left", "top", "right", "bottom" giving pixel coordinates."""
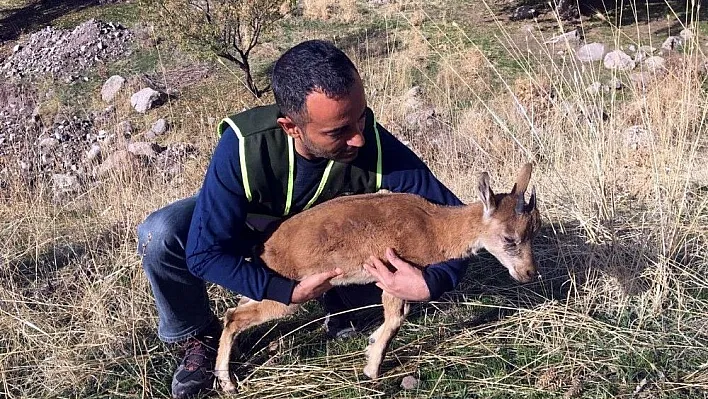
[
  {"left": 363, "top": 291, "right": 409, "bottom": 379},
  {"left": 215, "top": 299, "right": 300, "bottom": 392}
]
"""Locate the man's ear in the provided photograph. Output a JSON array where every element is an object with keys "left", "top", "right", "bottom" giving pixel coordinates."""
[{"left": 277, "top": 116, "right": 301, "bottom": 139}]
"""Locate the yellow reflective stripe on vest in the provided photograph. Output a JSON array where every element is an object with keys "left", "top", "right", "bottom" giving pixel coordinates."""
[
  {"left": 373, "top": 119, "right": 382, "bottom": 191},
  {"left": 283, "top": 136, "right": 295, "bottom": 216},
  {"left": 303, "top": 160, "right": 334, "bottom": 211},
  {"left": 221, "top": 117, "right": 253, "bottom": 202}
]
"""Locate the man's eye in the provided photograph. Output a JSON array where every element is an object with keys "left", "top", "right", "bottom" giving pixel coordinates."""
[{"left": 504, "top": 237, "right": 517, "bottom": 246}]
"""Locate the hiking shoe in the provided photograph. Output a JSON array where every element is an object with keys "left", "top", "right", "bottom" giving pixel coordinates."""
[
  {"left": 323, "top": 313, "right": 359, "bottom": 339},
  {"left": 171, "top": 323, "right": 221, "bottom": 399}
]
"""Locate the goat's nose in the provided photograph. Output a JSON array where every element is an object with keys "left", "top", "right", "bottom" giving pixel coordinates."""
[{"left": 525, "top": 269, "right": 537, "bottom": 281}]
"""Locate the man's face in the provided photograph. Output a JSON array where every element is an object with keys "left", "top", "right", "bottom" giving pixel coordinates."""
[{"left": 293, "top": 75, "right": 368, "bottom": 163}]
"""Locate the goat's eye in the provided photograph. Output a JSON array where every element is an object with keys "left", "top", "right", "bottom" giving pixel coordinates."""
[{"left": 504, "top": 237, "right": 517, "bottom": 246}]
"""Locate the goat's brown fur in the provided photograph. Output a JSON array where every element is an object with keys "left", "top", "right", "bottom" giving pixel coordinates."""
[{"left": 215, "top": 164, "right": 541, "bottom": 392}]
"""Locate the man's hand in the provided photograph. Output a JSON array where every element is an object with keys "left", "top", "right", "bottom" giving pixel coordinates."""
[
  {"left": 291, "top": 268, "right": 343, "bottom": 304},
  {"left": 363, "top": 248, "right": 431, "bottom": 302}
]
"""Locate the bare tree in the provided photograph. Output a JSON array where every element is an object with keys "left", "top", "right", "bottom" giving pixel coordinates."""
[{"left": 153, "top": 0, "right": 286, "bottom": 98}]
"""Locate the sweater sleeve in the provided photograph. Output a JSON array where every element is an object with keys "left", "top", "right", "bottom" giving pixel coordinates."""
[
  {"left": 185, "top": 126, "right": 296, "bottom": 304},
  {"left": 377, "top": 124, "right": 470, "bottom": 300}
]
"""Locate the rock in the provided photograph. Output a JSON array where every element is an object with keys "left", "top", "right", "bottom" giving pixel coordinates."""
[
  {"left": 52, "top": 173, "right": 80, "bottom": 201},
  {"left": 627, "top": 44, "right": 636, "bottom": 52},
  {"left": 127, "top": 141, "right": 164, "bottom": 158},
  {"left": 12, "top": 44, "right": 21, "bottom": 53},
  {"left": 662, "top": 36, "right": 682, "bottom": 51},
  {"left": 510, "top": 5, "right": 538, "bottom": 21},
  {"left": 576, "top": 43, "right": 606, "bottom": 62},
  {"left": 607, "top": 77, "right": 623, "bottom": 90},
  {"left": 116, "top": 120, "right": 134, "bottom": 135},
  {"left": 623, "top": 125, "right": 652, "bottom": 150},
  {"left": 400, "top": 375, "right": 419, "bottom": 390},
  {"left": 39, "top": 137, "right": 60, "bottom": 149},
  {"left": 403, "top": 86, "right": 424, "bottom": 109},
  {"left": 86, "top": 143, "right": 101, "bottom": 161},
  {"left": 603, "top": 50, "right": 635, "bottom": 70},
  {"left": 639, "top": 45, "right": 656, "bottom": 54},
  {"left": 97, "top": 150, "right": 141, "bottom": 176},
  {"left": 680, "top": 28, "right": 694, "bottom": 41},
  {"left": 101, "top": 75, "right": 126, "bottom": 103},
  {"left": 150, "top": 118, "right": 169, "bottom": 135},
  {"left": 642, "top": 56, "right": 666, "bottom": 72},
  {"left": 586, "top": 81, "right": 602, "bottom": 95},
  {"left": 544, "top": 29, "right": 581, "bottom": 45},
  {"left": 0, "top": 20, "right": 133, "bottom": 81},
  {"left": 404, "top": 107, "right": 437, "bottom": 129},
  {"left": 130, "top": 87, "right": 166, "bottom": 113}
]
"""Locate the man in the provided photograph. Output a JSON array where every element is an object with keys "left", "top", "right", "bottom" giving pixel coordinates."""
[{"left": 138, "top": 40, "right": 469, "bottom": 399}]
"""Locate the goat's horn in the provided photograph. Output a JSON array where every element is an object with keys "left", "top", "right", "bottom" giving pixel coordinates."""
[{"left": 527, "top": 185, "right": 536, "bottom": 212}]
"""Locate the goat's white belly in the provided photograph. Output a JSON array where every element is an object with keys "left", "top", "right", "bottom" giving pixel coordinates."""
[{"left": 330, "top": 269, "right": 376, "bottom": 286}]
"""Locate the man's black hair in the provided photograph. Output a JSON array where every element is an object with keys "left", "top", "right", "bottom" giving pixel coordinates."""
[{"left": 272, "top": 40, "right": 358, "bottom": 123}]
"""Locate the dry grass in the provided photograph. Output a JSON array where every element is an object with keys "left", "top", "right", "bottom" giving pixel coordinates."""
[{"left": 1, "top": 0, "right": 708, "bottom": 398}]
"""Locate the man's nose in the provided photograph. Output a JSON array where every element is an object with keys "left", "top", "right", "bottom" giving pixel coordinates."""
[{"left": 347, "top": 130, "right": 365, "bottom": 148}]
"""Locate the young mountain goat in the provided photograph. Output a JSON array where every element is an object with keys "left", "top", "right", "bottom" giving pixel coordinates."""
[{"left": 215, "top": 163, "right": 541, "bottom": 391}]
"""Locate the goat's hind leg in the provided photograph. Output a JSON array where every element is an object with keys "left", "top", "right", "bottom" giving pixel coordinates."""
[
  {"left": 215, "top": 299, "right": 300, "bottom": 392},
  {"left": 363, "top": 292, "right": 409, "bottom": 379}
]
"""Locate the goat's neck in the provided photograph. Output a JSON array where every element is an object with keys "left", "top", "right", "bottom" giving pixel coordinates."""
[{"left": 436, "top": 202, "right": 487, "bottom": 259}]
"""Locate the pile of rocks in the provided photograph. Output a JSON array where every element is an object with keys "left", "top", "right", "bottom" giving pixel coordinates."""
[{"left": 1, "top": 19, "right": 133, "bottom": 81}]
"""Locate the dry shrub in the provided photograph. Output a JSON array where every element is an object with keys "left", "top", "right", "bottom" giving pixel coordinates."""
[
  {"left": 433, "top": 47, "right": 489, "bottom": 103},
  {"left": 301, "top": 0, "right": 359, "bottom": 22}
]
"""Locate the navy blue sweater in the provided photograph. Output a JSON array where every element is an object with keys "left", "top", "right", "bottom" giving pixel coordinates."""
[{"left": 186, "top": 122, "right": 469, "bottom": 304}]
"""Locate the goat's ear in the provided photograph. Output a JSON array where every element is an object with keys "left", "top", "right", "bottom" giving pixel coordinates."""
[
  {"left": 478, "top": 172, "right": 496, "bottom": 216},
  {"left": 511, "top": 163, "right": 533, "bottom": 195}
]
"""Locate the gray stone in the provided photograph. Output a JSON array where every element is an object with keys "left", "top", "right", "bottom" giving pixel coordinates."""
[
  {"left": 86, "top": 143, "right": 101, "bottom": 161},
  {"left": 401, "top": 376, "right": 419, "bottom": 390},
  {"left": 623, "top": 125, "right": 652, "bottom": 150},
  {"left": 545, "top": 29, "right": 580, "bottom": 45},
  {"left": 101, "top": 75, "right": 125, "bottom": 103},
  {"left": 116, "top": 120, "right": 133, "bottom": 135},
  {"left": 12, "top": 44, "right": 21, "bottom": 53},
  {"left": 127, "top": 141, "right": 164, "bottom": 158},
  {"left": 52, "top": 173, "right": 80, "bottom": 195},
  {"left": 607, "top": 77, "right": 623, "bottom": 90},
  {"left": 680, "top": 28, "right": 694, "bottom": 41},
  {"left": 642, "top": 56, "right": 666, "bottom": 72},
  {"left": 639, "top": 45, "right": 656, "bottom": 54},
  {"left": 603, "top": 50, "right": 635, "bottom": 70},
  {"left": 130, "top": 87, "right": 166, "bottom": 113},
  {"left": 576, "top": 43, "right": 606, "bottom": 62},
  {"left": 586, "top": 81, "right": 602, "bottom": 95},
  {"left": 510, "top": 5, "right": 538, "bottom": 20},
  {"left": 662, "top": 36, "right": 682, "bottom": 51},
  {"left": 97, "top": 150, "right": 141, "bottom": 176},
  {"left": 150, "top": 118, "right": 169, "bottom": 135},
  {"left": 627, "top": 44, "right": 636, "bottom": 52},
  {"left": 39, "top": 137, "right": 59, "bottom": 149}
]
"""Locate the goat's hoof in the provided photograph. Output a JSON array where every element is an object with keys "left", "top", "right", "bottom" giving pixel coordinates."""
[
  {"left": 363, "top": 365, "right": 379, "bottom": 379},
  {"left": 216, "top": 373, "right": 237, "bottom": 393},
  {"left": 219, "top": 380, "right": 237, "bottom": 394}
]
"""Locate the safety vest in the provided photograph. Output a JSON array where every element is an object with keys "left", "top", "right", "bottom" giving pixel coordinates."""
[{"left": 217, "top": 104, "right": 383, "bottom": 218}]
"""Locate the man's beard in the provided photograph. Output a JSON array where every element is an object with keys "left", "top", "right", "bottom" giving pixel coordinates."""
[{"left": 301, "top": 133, "right": 359, "bottom": 162}]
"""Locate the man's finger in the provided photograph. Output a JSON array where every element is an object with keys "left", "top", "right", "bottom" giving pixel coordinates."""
[
  {"left": 386, "top": 248, "right": 409, "bottom": 269},
  {"left": 327, "top": 267, "right": 343, "bottom": 278}
]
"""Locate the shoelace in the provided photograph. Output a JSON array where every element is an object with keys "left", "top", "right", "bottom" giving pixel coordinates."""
[{"left": 182, "top": 338, "right": 214, "bottom": 372}]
